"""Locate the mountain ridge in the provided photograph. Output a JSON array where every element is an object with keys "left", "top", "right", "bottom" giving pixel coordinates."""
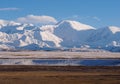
[{"left": 0, "top": 19, "right": 120, "bottom": 52}]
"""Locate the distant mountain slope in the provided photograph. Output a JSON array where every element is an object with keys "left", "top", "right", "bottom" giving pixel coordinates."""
[
  {"left": 87, "top": 26, "right": 120, "bottom": 46},
  {"left": 54, "top": 20, "right": 95, "bottom": 47}
]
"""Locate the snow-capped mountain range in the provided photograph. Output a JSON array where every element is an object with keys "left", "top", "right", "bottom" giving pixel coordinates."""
[{"left": 0, "top": 19, "right": 120, "bottom": 52}]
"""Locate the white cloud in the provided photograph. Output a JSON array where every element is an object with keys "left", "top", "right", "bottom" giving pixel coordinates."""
[
  {"left": 61, "top": 15, "right": 81, "bottom": 21},
  {"left": 93, "top": 16, "right": 101, "bottom": 21},
  {"left": 61, "top": 15, "right": 100, "bottom": 22},
  {"left": 17, "top": 15, "right": 57, "bottom": 25},
  {"left": 0, "top": 8, "right": 19, "bottom": 11},
  {"left": 72, "top": 15, "right": 79, "bottom": 18}
]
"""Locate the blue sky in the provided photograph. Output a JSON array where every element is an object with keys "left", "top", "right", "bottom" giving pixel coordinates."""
[{"left": 0, "top": 0, "right": 120, "bottom": 28}]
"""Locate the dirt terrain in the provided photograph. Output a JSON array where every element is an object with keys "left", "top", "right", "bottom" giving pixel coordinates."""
[{"left": 0, "top": 66, "right": 119, "bottom": 84}]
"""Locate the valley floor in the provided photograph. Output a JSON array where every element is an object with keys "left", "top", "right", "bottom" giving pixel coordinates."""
[
  {"left": 0, "top": 66, "right": 119, "bottom": 84},
  {"left": 0, "top": 51, "right": 120, "bottom": 59}
]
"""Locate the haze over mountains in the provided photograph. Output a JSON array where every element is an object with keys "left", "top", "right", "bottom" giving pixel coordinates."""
[{"left": 0, "top": 19, "right": 120, "bottom": 52}]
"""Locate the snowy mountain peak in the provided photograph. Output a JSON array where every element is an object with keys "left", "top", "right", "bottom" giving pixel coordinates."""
[
  {"left": 107, "top": 26, "right": 120, "bottom": 34},
  {"left": 40, "top": 25, "right": 56, "bottom": 33},
  {"left": 7, "top": 21, "right": 21, "bottom": 26},
  {"left": 0, "top": 19, "right": 21, "bottom": 27},
  {"left": 0, "top": 19, "right": 8, "bottom": 27},
  {"left": 57, "top": 20, "right": 95, "bottom": 31}
]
